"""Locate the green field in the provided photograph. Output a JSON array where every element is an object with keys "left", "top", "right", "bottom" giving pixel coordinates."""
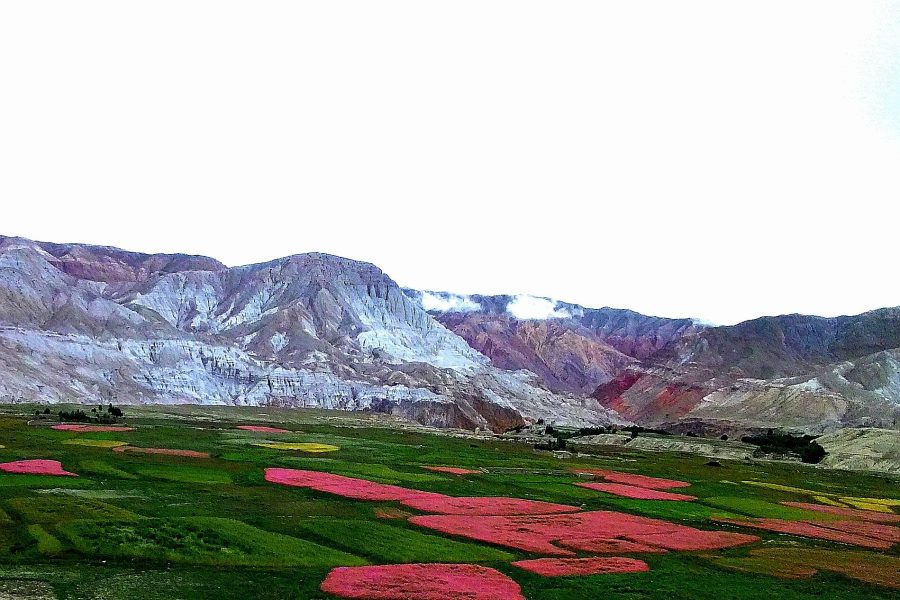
[{"left": 0, "top": 405, "right": 897, "bottom": 599}]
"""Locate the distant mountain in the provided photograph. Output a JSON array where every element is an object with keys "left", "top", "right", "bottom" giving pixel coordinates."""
[
  {"left": 408, "top": 290, "right": 900, "bottom": 433},
  {"left": 598, "top": 310, "right": 900, "bottom": 432},
  {"left": 2, "top": 233, "right": 897, "bottom": 434},
  {"left": 403, "top": 290, "right": 701, "bottom": 393},
  {"left": 0, "top": 235, "right": 626, "bottom": 431}
]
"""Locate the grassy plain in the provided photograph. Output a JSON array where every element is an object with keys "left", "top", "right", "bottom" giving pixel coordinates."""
[{"left": 0, "top": 404, "right": 896, "bottom": 599}]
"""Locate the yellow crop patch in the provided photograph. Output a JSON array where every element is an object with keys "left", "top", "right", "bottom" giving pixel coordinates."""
[
  {"left": 742, "top": 482, "right": 900, "bottom": 514},
  {"left": 62, "top": 439, "right": 130, "bottom": 448},
  {"left": 813, "top": 495, "right": 848, "bottom": 508},
  {"left": 840, "top": 496, "right": 900, "bottom": 507},
  {"left": 252, "top": 442, "right": 339, "bottom": 453},
  {"left": 840, "top": 499, "right": 895, "bottom": 513},
  {"left": 742, "top": 481, "right": 823, "bottom": 495}
]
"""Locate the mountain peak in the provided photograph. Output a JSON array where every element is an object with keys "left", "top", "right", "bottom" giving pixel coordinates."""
[{"left": 0, "top": 234, "right": 626, "bottom": 431}]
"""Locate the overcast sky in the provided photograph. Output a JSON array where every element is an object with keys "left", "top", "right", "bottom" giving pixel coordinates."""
[{"left": 2, "top": 2, "right": 898, "bottom": 325}]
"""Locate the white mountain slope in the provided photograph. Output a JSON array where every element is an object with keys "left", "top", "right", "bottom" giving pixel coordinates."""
[{"left": 0, "top": 236, "right": 628, "bottom": 430}]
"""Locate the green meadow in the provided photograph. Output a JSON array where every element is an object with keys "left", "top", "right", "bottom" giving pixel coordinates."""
[{"left": 0, "top": 405, "right": 896, "bottom": 599}]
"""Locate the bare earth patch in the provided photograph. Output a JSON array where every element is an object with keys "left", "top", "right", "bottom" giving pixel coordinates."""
[
  {"left": 112, "top": 447, "right": 210, "bottom": 458},
  {"left": 421, "top": 466, "right": 479, "bottom": 475},
  {"left": 717, "top": 548, "right": 900, "bottom": 589},
  {"left": 781, "top": 501, "right": 900, "bottom": 523},
  {"left": 714, "top": 517, "right": 895, "bottom": 549},
  {"left": 236, "top": 425, "right": 292, "bottom": 433},
  {"left": 51, "top": 424, "right": 134, "bottom": 432}
]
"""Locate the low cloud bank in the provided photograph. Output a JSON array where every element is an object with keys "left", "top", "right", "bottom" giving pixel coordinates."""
[
  {"left": 420, "top": 291, "right": 482, "bottom": 313},
  {"left": 506, "top": 295, "right": 572, "bottom": 320}
]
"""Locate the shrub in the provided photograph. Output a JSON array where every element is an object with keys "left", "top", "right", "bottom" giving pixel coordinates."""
[
  {"left": 742, "top": 431, "right": 826, "bottom": 463},
  {"left": 800, "top": 441, "right": 827, "bottom": 464},
  {"left": 58, "top": 409, "right": 90, "bottom": 422}
]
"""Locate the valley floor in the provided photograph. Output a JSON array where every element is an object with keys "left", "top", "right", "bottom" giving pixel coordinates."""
[{"left": 0, "top": 404, "right": 897, "bottom": 599}]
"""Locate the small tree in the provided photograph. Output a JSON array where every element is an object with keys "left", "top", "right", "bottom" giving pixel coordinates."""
[{"left": 800, "top": 441, "right": 827, "bottom": 464}]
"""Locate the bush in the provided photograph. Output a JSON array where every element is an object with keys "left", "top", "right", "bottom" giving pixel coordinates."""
[
  {"left": 742, "top": 431, "right": 826, "bottom": 463},
  {"left": 57, "top": 404, "right": 124, "bottom": 424},
  {"left": 573, "top": 427, "right": 606, "bottom": 437},
  {"left": 800, "top": 441, "right": 827, "bottom": 464},
  {"left": 623, "top": 425, "right": 670, "bottom": 437},
  {"left": 58, "top": 409, "right": 90, "bottom": 422}
]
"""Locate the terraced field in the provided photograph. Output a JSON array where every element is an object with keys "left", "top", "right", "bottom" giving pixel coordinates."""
[{"left": 0, "top": 405, "right": 897, "bottom": 599}]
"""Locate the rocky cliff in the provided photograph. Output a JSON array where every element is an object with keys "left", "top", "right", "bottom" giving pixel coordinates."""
[{"left": 0, "top": 235, "right": 627, "bottom": 431}]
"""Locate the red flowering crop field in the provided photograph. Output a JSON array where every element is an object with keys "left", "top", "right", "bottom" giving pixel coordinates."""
[
  {"left": 512, "top": 557, "right": 649, "bottom": 577},
  {"left": 320, "top": 564, "right": 525, "bottom": 600},
  {"left": 576, "top": 482, "right": 697, "bottom": 501}
]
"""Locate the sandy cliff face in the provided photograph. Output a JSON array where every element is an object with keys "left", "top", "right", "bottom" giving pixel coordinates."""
[{"left": 0, "top": 236, "right": 626, "bottom": 430}]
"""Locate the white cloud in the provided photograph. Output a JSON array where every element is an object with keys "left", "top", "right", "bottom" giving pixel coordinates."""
[
  {"left": 507, "top": 296, "right": 571, "bottom": 320},
  {"left": 1, "top": 2, "right": 898, "bottom": 325},
  {"left": 420, "top": 292, "right": 481, "bottom": 313}
]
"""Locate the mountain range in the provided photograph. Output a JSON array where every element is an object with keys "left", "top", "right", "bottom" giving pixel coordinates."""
[{"left": 1, "top": 234, "right": 897, "bottom": 434}]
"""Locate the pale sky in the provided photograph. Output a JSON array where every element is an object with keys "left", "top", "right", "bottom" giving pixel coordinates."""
[{"left": 1, "top": 2, "right": 898, "bottom": 325}]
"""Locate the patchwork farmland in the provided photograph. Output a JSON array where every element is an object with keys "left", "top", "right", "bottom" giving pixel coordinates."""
[{"left": 0, "top": 404, "right": 897, "bottom": 599}]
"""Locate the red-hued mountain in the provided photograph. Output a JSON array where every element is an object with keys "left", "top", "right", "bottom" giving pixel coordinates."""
[
  {"left": 593, "top": 311, "right": 900, "bottom": 430},
  {"left": 405, "top": 290, "right": 700, "bottom": 394},
  {"left": 408, "top": 290, "right": 900, "bottom": 433}
]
